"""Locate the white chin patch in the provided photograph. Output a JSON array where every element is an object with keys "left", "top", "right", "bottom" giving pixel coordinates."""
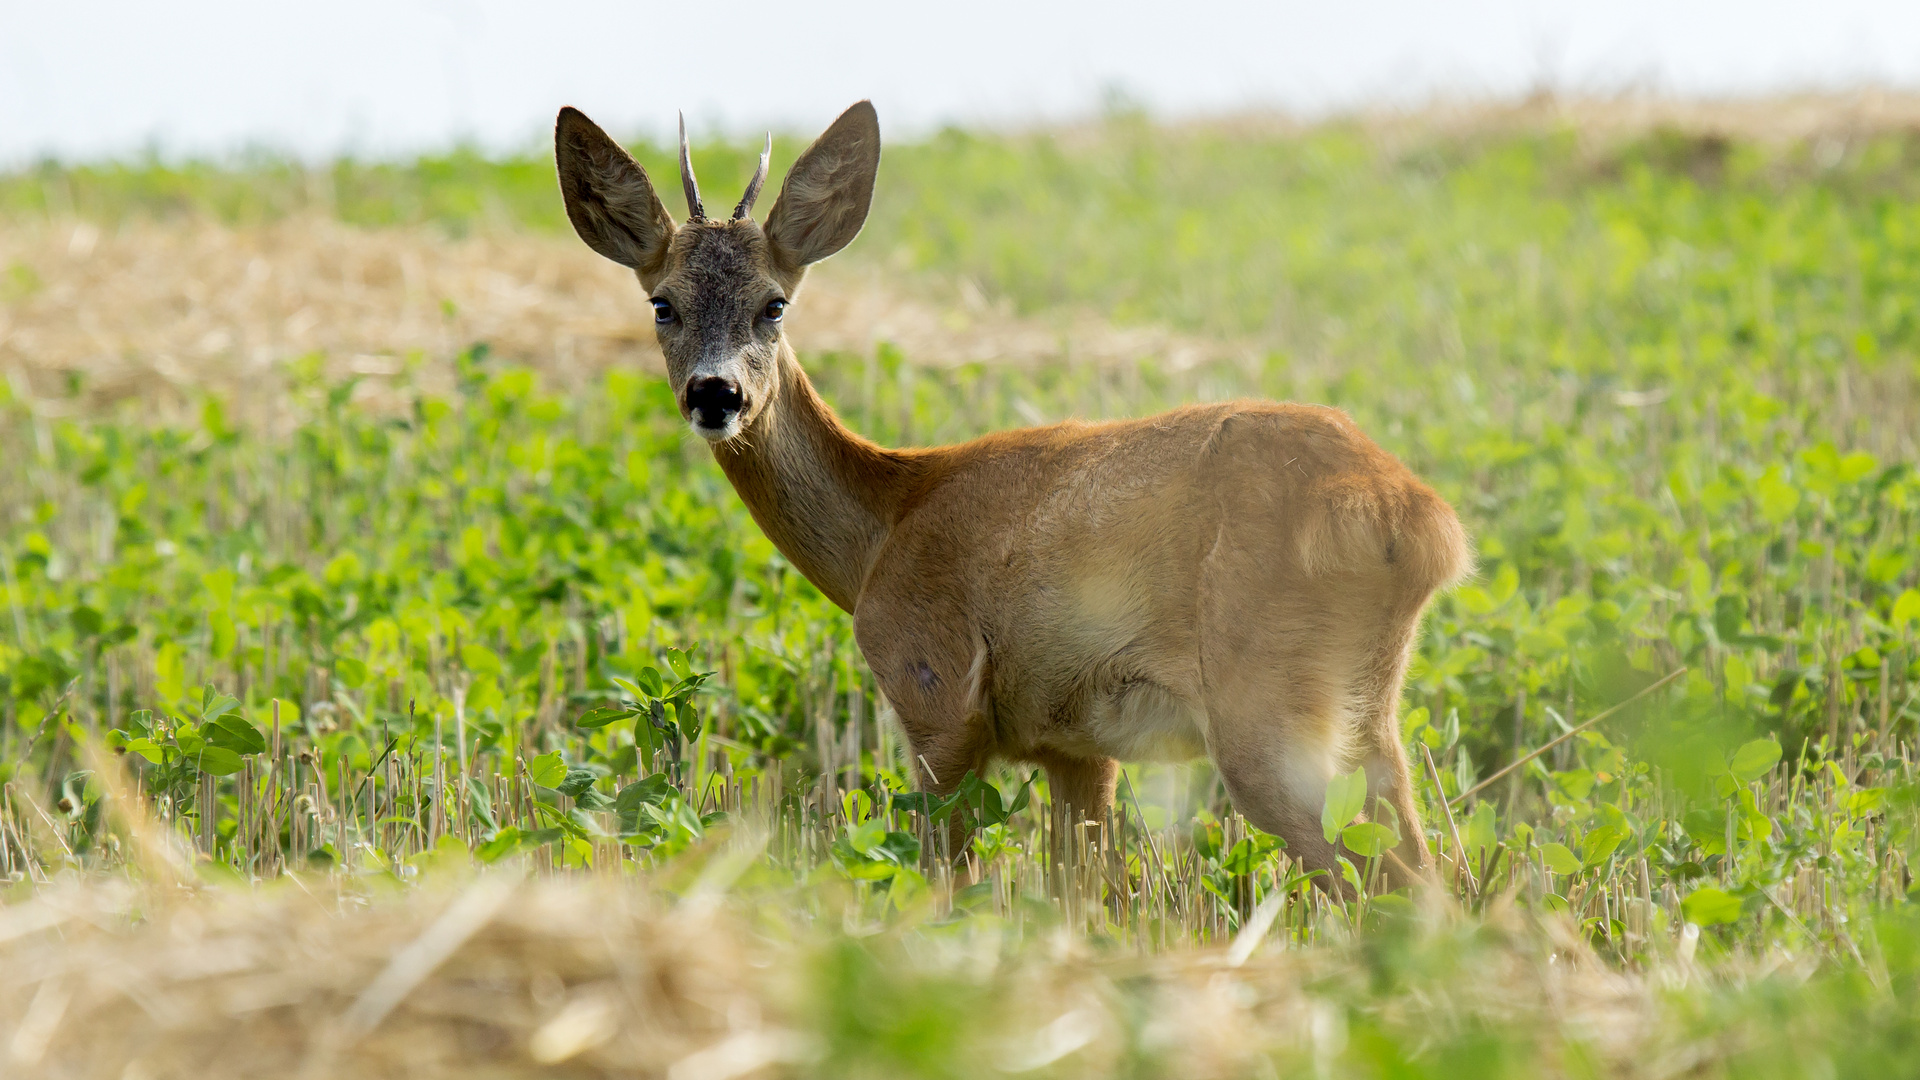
[{"left": 691, "top": 419, "right": 739, "bottom": 443}]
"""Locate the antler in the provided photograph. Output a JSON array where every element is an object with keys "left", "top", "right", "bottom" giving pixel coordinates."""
[
  {"left": 678, "top": 112, "right": 704, "bottom": 222},
  {"left": 733, "top": 133, "right": 772, "bottom": 221}
]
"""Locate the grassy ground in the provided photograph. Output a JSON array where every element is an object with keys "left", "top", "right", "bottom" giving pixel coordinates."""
[{"left": 3, "top": 105, "right": 1920, "bottom": 1077}]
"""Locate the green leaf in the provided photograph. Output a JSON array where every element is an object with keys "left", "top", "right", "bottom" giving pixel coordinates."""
[
  {"left": 69, "top": 605, "right": 104, "bottom": 638},
  {"left": 1682, "top": 886, "right": 1745, "bottom": 927},
  {"left": 1838, "top": 450, "right": 1879, "bottom": 483},
  {"left": 536, "top": 802, "right": 592, "bottom": 839},
  {"left": 1321, "top": 768, "right": 1369, "bottom": 844},
  {"left": 556, "top": 767, "right": 601, "bottom": 799},
  {"left": 1007, "top": 772, "right": 1036, "bottom": 816},
  {"left": 334, "top": 656, "right": 369, "bottom": 688},
  {"left": 199, "top": 690, "right": 241, "bottom": 722},
  {"left": 675, "top": 699, "right": 701, "bottom": 740},
  {"left": 1729, "top": 738, "right": 1783, "bottom": 784},
  {"left": 1486, "top": 562, "right": 1519, "bottom": 606},
  {"left": 890, "top": 791, "right": 949, "bottom": 816},
  {"left": 1369, "top": 893, "right": 1416, "bottom": 921},
  {"left": 1581, "top": 825, "right": 1630, "bottom": 867},
  {"left": 566, "top": 807, "right": 610, "bottom": 837},
  {"left": 953, "top": 882, "right": 996, "bottom": 910},
  {"left": 1341, "top": 821, "right": 1400, "bottom": 858},
  {"left": 527, "top": 751, "right": 567, "bottom": 790},
  {"left": 636, "top": 667, "right": 665, "bottom": 699},
  {"left": 459, "top": 644, "right": 503, "bottom": 677},
  {"left": 575, "top": 703, "right": 632, "bottom": 729},
  {"left": 1337, "top": 856, "right": 1362, "bottom": 893},
  {"left": 1221, "top": 833, "right": 1283, "bottom": 875},
  {"left": 641, "top": 798, "right": 704, "bottom": 840},
  {"left": 1892, "top": 589, "right": 1920, "bottom": 628},
  {"left": 209, "top": 611, "right": 236, "bottom": 659},
  {"left": 845, "top": 817, "right": 890, "bottom": 859},
  {"left": 1539, "top": 842, "right": 1581, "bottom": 876},
  {"left": 663, "top": 647, "right": 694, "bottom": 681},
  {"left": 1754, "top": 467, "right": 1800, "bottom": 524},
  {"left": 628, "top": 700, "right": 666, "bottom": 774},
  {"left": 467, "top": 777, "right": 496, "bottom": 833},
  {"left": 205, "top": 713, "right": 266, "bottom": 755},
  {"left": 879, "top": 830, "right": 922, "bottom": 866},
  {"left": 668, "top": 671, "right": 711, "bottom": 705},
  {"left": 973, "top": 776, "right": 1006, "bottom": 824},
  {"left": 1735, "top": 790, "right": 1774, "bottom": 842},
  {"left": 475, "top": 826, "right": 563, "bottom": 863},
  {"left": 1463, "top": 802, "right": 1497, "bottom": 861},
  {"left": 616, "top": 773, "right": 673, "bottom": 810},
  {"left": 189, "top": 745, "right": 244, "bottom": 776},
  {"left": 120, "top": 736, "right": 164, "bottom": 765},
  {"left": 1713, "top": 594, "right": 1746, "bottom": 640},
  {"left": 1846, "top": 787, "right": 1886, "bottom": 818}
]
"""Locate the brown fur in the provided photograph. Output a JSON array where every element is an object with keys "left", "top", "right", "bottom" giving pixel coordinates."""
[{"left": 556, "top": 103, "right": 1472, "bottom": 891}]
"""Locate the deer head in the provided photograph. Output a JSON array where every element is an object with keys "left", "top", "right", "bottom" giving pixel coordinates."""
[{"left": 555, "top": 102, "right": 880, "bottom": 442}]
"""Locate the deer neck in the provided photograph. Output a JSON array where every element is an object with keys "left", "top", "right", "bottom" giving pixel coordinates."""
[{"left": 710, "top": 345, "right": 917, "bottom": 612}]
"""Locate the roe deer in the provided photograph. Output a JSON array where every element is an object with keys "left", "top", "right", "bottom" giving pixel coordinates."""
[{"left": 554, "top": 102, "right": 1471, "bottom": 889}]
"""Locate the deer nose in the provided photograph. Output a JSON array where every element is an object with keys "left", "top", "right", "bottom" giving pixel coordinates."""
[{"left": 685, "top": 376, "right": 744, "bottom": 430}]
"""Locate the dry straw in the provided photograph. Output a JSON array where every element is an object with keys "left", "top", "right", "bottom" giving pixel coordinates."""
[
  {"left": 0, "top": 216, "right": 1240, "bottom": 427},
  {"left": 0, "top": 758, "right": 1681, "bottom": 1079},
  {"left": 0, "top": 866, "right": 1687, "bottom": 1080},
  {"left": 0, "top": 872, "right": 794, "bottom": 1080},
  {"left": 0, "top": 764, "right": 1684, "bottom": 1080}
]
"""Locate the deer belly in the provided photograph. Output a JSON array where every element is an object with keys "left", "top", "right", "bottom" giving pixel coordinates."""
[{"left": 1078, "top": 678, "right": 1209, "bottom": 763}]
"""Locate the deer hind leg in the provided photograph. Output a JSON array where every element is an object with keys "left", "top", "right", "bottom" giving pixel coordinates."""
[
  {"left": 1200, "top": 648, "right": 1353, "bottom": 894},
  {"left": 1199, "top": 559, "right": 1421, "bottom": 894},
  {"left": 1350, "top": 600, "right": 1435, "bottom": 890}
]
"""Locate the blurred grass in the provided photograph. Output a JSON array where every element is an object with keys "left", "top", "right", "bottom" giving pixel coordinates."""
[{"left": 13, "top": 116, "right": 1920, "bottom": 340}]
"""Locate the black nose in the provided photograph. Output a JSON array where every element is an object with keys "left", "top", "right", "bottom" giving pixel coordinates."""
[{"left": 685, "top": 376, "right": 743, "bottom": 429}]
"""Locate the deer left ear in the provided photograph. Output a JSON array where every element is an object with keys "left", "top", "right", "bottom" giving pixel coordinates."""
[
  {"left": 765, "top": 101, "right": 880, "bottom": 275},
  {"left": 555, "top": 107, "right": 677, "bottom": 285}
]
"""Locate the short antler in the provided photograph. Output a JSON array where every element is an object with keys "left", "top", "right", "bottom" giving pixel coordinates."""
[
  {"left": 733, "top": 133, "right": 772, "bottom": 221},
  {"left": 678, "top": 112, "right": 704, "bottom": 222}
]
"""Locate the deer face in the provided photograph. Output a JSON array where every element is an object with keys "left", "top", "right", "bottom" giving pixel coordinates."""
[
  {"left": 647, "top": 221, "right": 786, "bottom": 440},
  {"left": 556, "top": 103, "right": 880, "bottom": 443}
]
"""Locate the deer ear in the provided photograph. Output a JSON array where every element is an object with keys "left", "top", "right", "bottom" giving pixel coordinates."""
[
  {"left": 764, "top": 100, "right": 880, "bottom": 273},
  {"left": 555, "top": 107, "right": 675, "bottom": 282}
]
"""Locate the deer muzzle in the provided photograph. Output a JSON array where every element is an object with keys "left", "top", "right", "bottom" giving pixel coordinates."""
[{"left": 684, "top": 375, "right": 745, "bottom": 439}]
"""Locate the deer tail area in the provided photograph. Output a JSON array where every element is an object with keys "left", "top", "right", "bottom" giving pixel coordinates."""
[{"left": 1295, "top": 470, "right": 1474, "bottom": 598}]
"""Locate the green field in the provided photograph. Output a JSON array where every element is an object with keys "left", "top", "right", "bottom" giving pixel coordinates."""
[{"left": 4, "top": 114, "right": 1920, "bottom": 1076}]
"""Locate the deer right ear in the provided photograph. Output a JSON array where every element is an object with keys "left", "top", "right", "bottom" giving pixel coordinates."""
[
  {"left": 555, "top": 107, "right": 676, "bottom": 283},
  {"left": 764, "top": 100, "right": 881, "bottom": 276}
]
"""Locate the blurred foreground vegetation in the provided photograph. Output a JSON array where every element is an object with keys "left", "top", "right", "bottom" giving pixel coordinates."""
[{"left": 2, "top": 113, "right": 1920, "bottom": 1076}]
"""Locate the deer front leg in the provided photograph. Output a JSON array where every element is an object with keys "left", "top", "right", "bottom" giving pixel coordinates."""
[
  {"left": 863, "top": 640, "right": 996, "bottom": 866},
  {"left": 888, "top": 698, "right": 990, "bottom": 867},
  {"left": 1028, "top": 749, "right": 1117, "bottom": 829},
  {"left": 1026, "top": 750, "right": 1117, "bottom": 874},
  {"left": 854, "top": 571, "right": 1002, "bottom": 864}
]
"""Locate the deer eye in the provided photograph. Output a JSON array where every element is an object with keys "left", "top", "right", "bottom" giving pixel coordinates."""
[
  {"left": 762, "top": 299, "right": 786, "bottom": 322},
  {"left": 651, "top": 298, "right": 674, "bottom": 324}
]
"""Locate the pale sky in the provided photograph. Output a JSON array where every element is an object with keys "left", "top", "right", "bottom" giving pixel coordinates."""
[{"left": 3, "top": 0, "right": 1919, "bottom": 164}]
